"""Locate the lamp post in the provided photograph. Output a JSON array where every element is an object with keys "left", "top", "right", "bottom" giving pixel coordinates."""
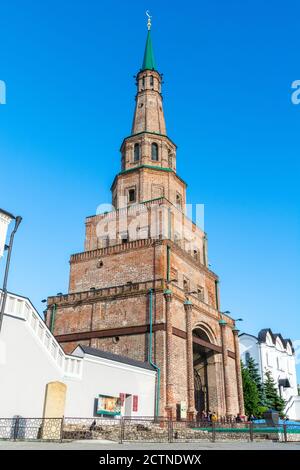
[
  {"left": 232, "top": 318, "right": 243, "bottom": 331},
  {"left": 0, "top": 209, "right": 22, "bottom": 333}
]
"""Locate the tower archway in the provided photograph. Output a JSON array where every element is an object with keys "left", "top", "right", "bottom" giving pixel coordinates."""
[{"left": 193, "top": 326, "right": 218, "bottom": 419}]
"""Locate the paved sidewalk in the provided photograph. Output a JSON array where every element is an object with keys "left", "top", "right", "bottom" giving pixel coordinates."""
[{"left": 0, "top": 440, "right": 300, "bottom": 450}]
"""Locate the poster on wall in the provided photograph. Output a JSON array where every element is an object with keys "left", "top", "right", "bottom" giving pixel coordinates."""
[{"left": 96, "top": 394, "right": 121, "bottom": 416}]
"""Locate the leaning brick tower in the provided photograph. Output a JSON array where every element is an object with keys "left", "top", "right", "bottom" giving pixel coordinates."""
[{"left": 46, "top": 18, "right": 244, "bottom": 419}]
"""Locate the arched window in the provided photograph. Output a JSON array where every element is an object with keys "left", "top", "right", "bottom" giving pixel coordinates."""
[
  {"left": 150, "top": 75, "right": 154, "bottom": 87},
  {"left": 151, "top": 143, "right": 159, "bottom": 161},
  {"left": 134, "top": 143, "right": 140, "bottom": 162}
]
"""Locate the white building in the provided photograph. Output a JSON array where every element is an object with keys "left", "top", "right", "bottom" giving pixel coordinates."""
[
  {"left": 239, "top": 328, "right": 300, "bottom": 420},
  {"left": 0, "top": 291, "right": 156, "bottom": 418}
]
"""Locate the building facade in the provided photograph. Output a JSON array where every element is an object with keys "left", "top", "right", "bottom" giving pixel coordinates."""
[
  {"left": 239, "top": 328, "right": 300, "bottom": 419},
  {"left": 0, "top": 291, "right": 156, "bottom": 418},
  {"left": 45, "top": 23, "right": 244, "bottom": 419}
]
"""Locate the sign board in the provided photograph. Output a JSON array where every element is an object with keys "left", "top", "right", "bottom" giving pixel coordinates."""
[{"left": 96, "top": 394, "right": 121, "bottom": 416}]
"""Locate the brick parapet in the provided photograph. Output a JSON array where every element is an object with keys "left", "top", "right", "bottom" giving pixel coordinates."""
[{"left": 47, "top": 278, "right": 165, "bottom": 307}]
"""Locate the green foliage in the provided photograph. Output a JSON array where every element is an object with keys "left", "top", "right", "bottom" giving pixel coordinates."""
[
  {"left": 257, "top": 406, "right": 268, "bottom": 418},
  {"left": 263, "top": 370, "right": 286, "bottom": 415},
  {"left": 241, "top": 361, "right": 260, "bottom": 416},
  {"left": 241, "top": 357, "right": 287, "bottom": 418},
  {"left": 246, "top": 357, "right": 265, "bottom": 406}
]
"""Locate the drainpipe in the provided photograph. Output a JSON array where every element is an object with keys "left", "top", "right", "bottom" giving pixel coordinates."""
[
  {"left": 50, "top": 304, "right": 57, "bottom": 333},
  {"left": 148, "top": 289, "right": 161, "bottom": 417}
]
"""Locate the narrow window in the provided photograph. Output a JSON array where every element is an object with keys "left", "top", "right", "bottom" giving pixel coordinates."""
[
  {"left": 151, "top": 143, "right": 159, "bottom": 161},
  {"left": 176, "top": 193, "right": 182, "bottom": 209},
  {"left": 128, "top": 188, "right": 136, "bottom": 203},
  {"left": 150, "top": 75, "right": 154, "bottom": 87},
  {"left": 134, "top": 143, "right": 140, "bottom": 162}
]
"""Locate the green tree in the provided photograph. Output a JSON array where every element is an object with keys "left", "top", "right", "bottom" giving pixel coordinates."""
[
  {"left": 241, "top": 361, "right": 260, "bottom": 416},
  {"left": 263, "top": 370, "right": 286, "bottom": 416},
  {"left": 246, "top": 357, "right": 265, "bottom": 406}
]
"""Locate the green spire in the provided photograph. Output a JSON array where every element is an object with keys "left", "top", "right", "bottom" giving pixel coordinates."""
[{"left": 142, "top": 29, "right": 157, "bottom": 71}]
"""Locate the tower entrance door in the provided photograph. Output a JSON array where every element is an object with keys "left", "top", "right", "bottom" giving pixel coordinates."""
[{"left": 193, "top": 328, "right": 217, "bottom": 420}]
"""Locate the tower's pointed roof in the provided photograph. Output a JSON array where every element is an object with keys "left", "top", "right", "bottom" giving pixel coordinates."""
[{"left": 142, "top": 29, "right": 157, "bottom": 71}]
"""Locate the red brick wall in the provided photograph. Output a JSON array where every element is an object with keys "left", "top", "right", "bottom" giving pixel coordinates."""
[{"left": 69, "top": 243, "right": 165, "bottom": 293}]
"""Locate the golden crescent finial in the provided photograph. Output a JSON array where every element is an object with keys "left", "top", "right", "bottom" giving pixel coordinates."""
[{"left": 146, "top": 10, "right": 152, "bottom": 30}]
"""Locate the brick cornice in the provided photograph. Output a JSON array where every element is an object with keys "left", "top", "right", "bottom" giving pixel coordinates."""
[
  {"left": 119, "top": 131, "right": 178, "bottom": 152},
  {"left": 111, "top": 165, "right": 187, "bottom": 192},
  {"left": 70, "top": 238, "right": 160, "bottom": 264},
  {"left": 47, "top": 278, "right": 165, "bottom": 307}
]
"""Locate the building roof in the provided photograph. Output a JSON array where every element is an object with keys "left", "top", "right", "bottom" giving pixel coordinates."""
[
  {"left": 257, "top": 328, "right": 275, "bottom": 343},
  {"left": 241, "top": 328, "right": 294, "bottom": 353},
  {"left": 76, "top": 345, "right": 156, "bottom": 371},
  {"left": 238, "top": 332, "right": 258, "bottom": 341},
  {"left": 142, "top": 30, "right": 156, "bottom": 71},
  {"left": 0, "top": 208, "right": 15, "bottom": 219}
]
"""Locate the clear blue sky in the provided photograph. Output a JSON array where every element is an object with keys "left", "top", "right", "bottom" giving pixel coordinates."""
[{"left": 0, "top": 1, "right": 299, "bottom": 373}]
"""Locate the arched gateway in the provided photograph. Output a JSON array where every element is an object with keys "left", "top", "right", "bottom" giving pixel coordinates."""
[{"left": 193, "top": 327, "right": 219, "bottom": 419}]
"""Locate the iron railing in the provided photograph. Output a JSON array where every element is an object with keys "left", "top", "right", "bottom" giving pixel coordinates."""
[
  {"left": 0, "top": 417, "right": 299, "bottom": 443},
  {"left": 0, "top": 417, "right": 62, "bottom": 441}
]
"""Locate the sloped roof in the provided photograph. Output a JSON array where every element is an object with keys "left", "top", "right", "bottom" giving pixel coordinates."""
[
  {"left": 257, "top": 328, "right": 294, "bottom": 353},
  {"left": 142, "top": 30, "right": 157, "bottom": 71},
  {"left": 75, "top": 345, "right": 156, "bottom": 371}
]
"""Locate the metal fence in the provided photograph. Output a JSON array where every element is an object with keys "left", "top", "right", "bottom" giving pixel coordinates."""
[
  {"left": 0, "top": 417, "right": 299, "bottom": 443},
  {"left": 0, "top": 417, "right": 63, "bottom": 441}
]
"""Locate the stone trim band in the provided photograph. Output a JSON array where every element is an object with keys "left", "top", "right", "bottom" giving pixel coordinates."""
[{"left": 54, "top": 323, "right": 236, "bottom": 359}]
